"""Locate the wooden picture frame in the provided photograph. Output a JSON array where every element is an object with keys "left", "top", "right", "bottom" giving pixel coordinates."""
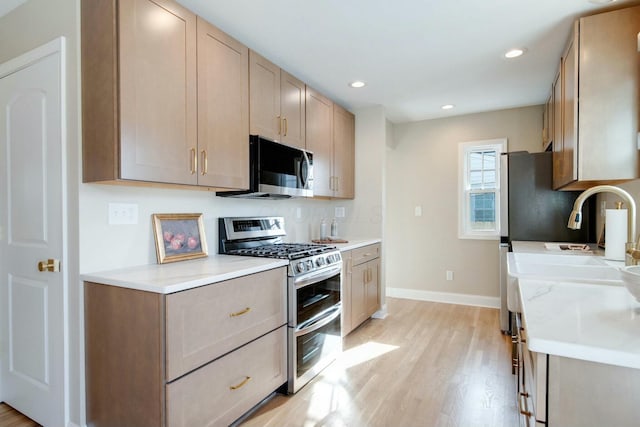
[{"left": 152, "top": 213, "right": 208, "bottom": 264}]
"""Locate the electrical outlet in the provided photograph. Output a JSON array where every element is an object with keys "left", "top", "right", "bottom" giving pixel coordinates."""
[
  {"left": 335, "top": 207, "right": 346, "bottom": 218},
  {"left": 415, "top": 206, "right": 423, "bottom": 217},
  {"left": 446, "top": 270, "right": 454, "bottom": 281},
  {"left": 108, "top": 203, "right": 138, "bottom": 225}
]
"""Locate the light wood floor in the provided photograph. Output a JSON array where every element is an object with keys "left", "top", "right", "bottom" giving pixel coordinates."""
[
  {"left": 1, "top": 298, "right": 516, "bottom": 427},
  {"left": 241, "top": 297, "right": 517, "bottom": 427},
  {"left": 0, "top": 403, "right": 39, "bottom": 427}
]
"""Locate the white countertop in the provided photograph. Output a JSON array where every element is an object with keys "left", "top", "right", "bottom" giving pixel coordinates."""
[
  {"left": 329, "top": 238, "right": 381, "bottom": 252},
  {"left": 81, "top": 255, "right": 288, "bottom": 294},
  {"left": 82, "top": 238, "right": 380, "bottom": 294},
  {"left": 519, "top": 278, "right": 640, "bottom": 369}
]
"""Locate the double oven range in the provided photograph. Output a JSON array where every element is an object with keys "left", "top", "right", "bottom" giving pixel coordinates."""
[{"left": 219, "top": 217, "right": 342, "bottom": 393}]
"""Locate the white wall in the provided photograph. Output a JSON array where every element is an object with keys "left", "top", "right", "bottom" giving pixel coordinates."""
[{"left": 386, "top": 105, "right": 544, "bottom": 305}]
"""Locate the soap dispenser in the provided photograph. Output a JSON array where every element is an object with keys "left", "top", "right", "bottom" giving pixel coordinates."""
[{"left": 320, "top": 218, "right": 328, "bottom": 240}]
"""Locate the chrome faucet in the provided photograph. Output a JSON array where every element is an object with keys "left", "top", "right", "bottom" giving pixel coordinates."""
[{"left": 567, "top": 185, "right": 639, "bottom": 265}]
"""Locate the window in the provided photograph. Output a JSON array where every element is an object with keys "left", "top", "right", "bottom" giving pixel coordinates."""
[{"left": 458, "top": 138, "right": 507, "bottom": 239}]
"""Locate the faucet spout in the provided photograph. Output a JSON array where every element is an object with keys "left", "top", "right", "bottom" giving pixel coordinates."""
[{"left": 567, "top": 185, "right": 637, "bottom": 265}]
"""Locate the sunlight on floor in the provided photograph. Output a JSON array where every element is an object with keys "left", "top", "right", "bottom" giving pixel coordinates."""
[
  {"left": 300, "top": 341, "right": 399, "bottom": 426},
  {"left": 336, "top": 341, "right": 399, "bottom": 370}
]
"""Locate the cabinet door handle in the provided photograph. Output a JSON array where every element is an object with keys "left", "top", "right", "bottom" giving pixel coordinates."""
[
  {"left": 190, "top": 148, "right": 197, "bottom": 174},
  {"left": 335, "top": 176, "right": 339, "bottom": 192},
  {"left": 200, "top": 150, "right": 208, "bottom": 176},
  {"left": 277, "top": 115, "right": 282, "bottom": 135},
  {"left": 518, "top": 391, "right": 532, "bottom": 417},
  {"left": 229, "top": 307, "right": 251, "bottom": 317},
  {"left": 283, "top": 117, "right": 288, "bottom": 136},
  {"left": 230, "top": 376, "right": 251, "bottom": 390}
]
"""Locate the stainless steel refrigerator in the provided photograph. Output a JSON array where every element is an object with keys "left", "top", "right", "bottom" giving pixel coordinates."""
[{"left": 498, "top": 151, "right": 595, "bottom": 333}]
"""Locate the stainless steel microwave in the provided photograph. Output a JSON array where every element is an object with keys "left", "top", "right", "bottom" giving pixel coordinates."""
[{"left": 217, "top": 136, "right": 313, "bottom": 199}]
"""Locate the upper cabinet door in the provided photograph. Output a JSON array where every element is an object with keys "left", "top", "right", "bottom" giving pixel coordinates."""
[
  {"left": 196, "top": 18, "right": 249, "bottom": 189},
  {"left": 249, "top": 51, "right": 281, "bottom": 141},
  {"left": 280, "top": 71, "right": 306, "bottom": 149},
  {"left": 333, "top": 104, "right": 355, "bottom": 199},
  {"left": 118, "top": 0, "right": 198, "bottom": 185},
  {"left": 306, "top": 87, "right": 333, "bottom": 197}
]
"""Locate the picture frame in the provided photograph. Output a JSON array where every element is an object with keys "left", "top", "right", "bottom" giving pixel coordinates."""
[{"left": 152, "top": 213, "right": 208, "bottom": 264}]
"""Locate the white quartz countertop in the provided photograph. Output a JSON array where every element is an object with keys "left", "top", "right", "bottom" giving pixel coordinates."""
[
  {"left": 519, "top": 278, "right": 640, "bottom": 369},
  {"left": 328, "top": 238, "right": 381, "bottom": 252},
  {"left": 81, "top": 255, "right": 288, "bottom": 294}
]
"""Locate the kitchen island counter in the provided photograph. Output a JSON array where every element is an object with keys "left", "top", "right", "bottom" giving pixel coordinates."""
[{"left": 519, "top": 278, "right": 640, "bottom": 369}]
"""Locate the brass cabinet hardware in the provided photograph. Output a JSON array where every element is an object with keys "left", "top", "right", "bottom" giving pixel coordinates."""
[
  {"left": 200, "top": 150, "right": 208, "bottom": 175},
  {"left": 277, "top": 115, "right": 282, "bottom": 135},
  {"left": 518, "top": 391, "right": 532, "bottom": 417},
  {"left": 38, "top": 258, "right": 60, "bottom": 272},
  {"left": 229, "top": 307, "right": 251, "bottom": 317},
  {"left": 190, "top": 148, "right": 197, "bottom": 174},
  {"left": 229, "top": 376, "right": 251, "bottom": 390},
  {"left": 283, "top": 117, "right": 288, "bottom": 136}
]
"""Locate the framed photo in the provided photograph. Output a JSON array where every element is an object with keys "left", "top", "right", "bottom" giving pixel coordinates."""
[{"left": 152, "top": 213, "right": 208, "bottom": 264}]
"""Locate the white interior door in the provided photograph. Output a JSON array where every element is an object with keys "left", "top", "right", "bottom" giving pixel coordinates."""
[{"left": 0, "top": 38, "right": 67, "bottom": 427}]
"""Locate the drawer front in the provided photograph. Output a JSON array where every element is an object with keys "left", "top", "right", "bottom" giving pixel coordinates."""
[
  {"left": 166, "top": 326, "right": 287, "bottom": 427},
  {"left": 351, "top": 243, "right": 380, "bottom": 266},
  {"left": 165, "top": 267, "right": 286, "bottom": 381}
]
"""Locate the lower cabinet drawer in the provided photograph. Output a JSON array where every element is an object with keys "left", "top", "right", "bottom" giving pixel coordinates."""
[
  {"left": 351, "top": 243, "right": 380, "bottom": 266},
  {"left": 166, "top": 326, "right": 287, "bottom": 427}
]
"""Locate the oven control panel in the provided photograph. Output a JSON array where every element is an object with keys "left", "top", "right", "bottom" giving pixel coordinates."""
[{"left": 291, "top": 251, "right": 342, "bottom": 276}]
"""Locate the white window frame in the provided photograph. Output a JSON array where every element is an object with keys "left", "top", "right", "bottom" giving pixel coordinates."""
[{"left": 458, "top": 138, "right": 507, "bottom": 240}]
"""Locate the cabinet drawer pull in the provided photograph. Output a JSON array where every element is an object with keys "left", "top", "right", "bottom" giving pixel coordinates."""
[
  {"left": 283, "top": 117, "right": 288, "bottom": 136},
  {"left": 229, "top": 376, "right": 251, "bottom": 390},
  {"left": 229, "top": 307, "right": 251, "bottom": 317},
  {"left": 277, "top": 115, "right": 282, "bottom": 135}
]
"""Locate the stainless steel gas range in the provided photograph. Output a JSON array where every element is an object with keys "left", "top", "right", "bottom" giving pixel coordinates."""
[{"left": 219, "top": 217, "right": 342, "bottom": 393}]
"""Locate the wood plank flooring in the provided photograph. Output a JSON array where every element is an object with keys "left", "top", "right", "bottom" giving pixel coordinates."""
[
  {"left": 0, "top": 403, "right": 39, "bottom": 427},
  {"left": 241, "top": 297, "right": 517, "bottom": 427},
  {"left": 1, "top": 298, "right": 516, "bottom": 427}
]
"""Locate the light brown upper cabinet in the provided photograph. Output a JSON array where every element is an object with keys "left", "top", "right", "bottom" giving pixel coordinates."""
[
  {"left": 249, "top": 51, "right": 306, "bottom": 149},
  {"left": 82, "top": 0, "right": 249, "bottom": 190},
  {"left": 82, "top": 0, "right": 198, "bottom": 185},
  {"left": 306, "top": 88, "right": 355, "bottom": 199},
  {"left": 196, "top": 18, "right": 249, "bottom": 189},
  {"left": 542, "top": 93, "right": 553, "bottom": 152},
  {"left": 305, "top": 87, "right": 334, "bottom": 197},
  {"left": 552, "top": 6, "right": 640, "bottom": 190},
  {"left": 332, "top": 104, "right": 355, "bottom": 199}
]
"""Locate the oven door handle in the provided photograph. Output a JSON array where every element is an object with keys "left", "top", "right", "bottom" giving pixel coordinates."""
[
  {"left": 295, "top": 303, "right": 341, "bottom": 336},
  {"left": 294, "top": 264, "right": 342, "bottom": 289}
]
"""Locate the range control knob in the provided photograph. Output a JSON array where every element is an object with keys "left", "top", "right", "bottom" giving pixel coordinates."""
[
  {"left": 296, "top": 262, "right": 306, "bottom": 273},
  {"left": 316, "top": 257, "right": 326, "bottom": 267},
  {"left": 326, "top": 254, "right": 335, "bottom": 264},
  {"left": 306, "top": 260, "right": 314, "bottom": 270}
]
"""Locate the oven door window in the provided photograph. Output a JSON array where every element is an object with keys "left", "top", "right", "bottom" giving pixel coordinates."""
[
  {"left": 296, "top": 312, "right": 341, "bottom": 379},
  {"left": 296, "top": 273, "right": 340, "bottom": 325}
]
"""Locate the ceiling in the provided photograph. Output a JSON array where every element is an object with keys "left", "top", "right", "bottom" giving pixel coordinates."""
[
  {"left": 0, "top": 0, "right": 26, "bottom": 18},
  {"left": 177, "top": 0, "right": 636, "bottom": 123}
]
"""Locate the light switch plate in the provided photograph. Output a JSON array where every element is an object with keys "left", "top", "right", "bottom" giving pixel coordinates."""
[
  {"left": 335, "top": 207, "right": 346, "bottom": 218},
  {"left": 108, "top": 203, "right": 138, "bottom": 225},
  {"left": 415, "top": 206, "right": 423, "bottom": 217}
]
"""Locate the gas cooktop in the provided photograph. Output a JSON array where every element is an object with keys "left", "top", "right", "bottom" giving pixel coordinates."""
[{"left": 227, "top": 243, "right": 336, "bottom": 260}]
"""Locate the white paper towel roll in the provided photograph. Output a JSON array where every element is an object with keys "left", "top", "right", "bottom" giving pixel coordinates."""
[{"left": 605, "top": 209, "right": 627, "bottom": 261}]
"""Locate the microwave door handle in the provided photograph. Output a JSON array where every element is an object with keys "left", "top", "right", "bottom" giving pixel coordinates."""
[{"left": 300, "top": 151, "right": 310, "bottom": 188}]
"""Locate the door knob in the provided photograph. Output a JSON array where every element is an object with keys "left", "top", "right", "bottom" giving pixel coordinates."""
[{"left": 38, "top": 259, "right": 60, "bottom": 272}]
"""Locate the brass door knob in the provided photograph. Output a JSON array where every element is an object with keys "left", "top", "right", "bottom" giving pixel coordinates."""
[{"left": 38, "top": 259, "right": 60, "bottom": 272}]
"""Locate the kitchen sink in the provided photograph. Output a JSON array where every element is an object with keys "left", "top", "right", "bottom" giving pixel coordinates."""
[
  {"left": 511, "top": 252, "right": 608, "bottom": 266},
  {"left": 506, "top": 252, "right": 623, "bottom": 312}
]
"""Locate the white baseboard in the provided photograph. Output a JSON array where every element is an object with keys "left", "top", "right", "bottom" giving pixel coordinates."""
[
  {"left": 371, "top": 303, "right": 388, "bottom": 319},
  {"left": 386, "top": 287, "right": 500, "bottom": 309},
  {"left": 68, "top": 421, "right": 85, "bottom": 427}
]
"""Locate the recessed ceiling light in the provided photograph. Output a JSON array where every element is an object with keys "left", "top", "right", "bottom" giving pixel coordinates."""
[
  {"left": 441, "top": 104, "right": 455, "bottom": 110},
  {"left": 349, "top": 81, "right": 366, "bottom": 88},
  {"left": 505, "top": 48, "right": 526, "bottom": 59}
]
